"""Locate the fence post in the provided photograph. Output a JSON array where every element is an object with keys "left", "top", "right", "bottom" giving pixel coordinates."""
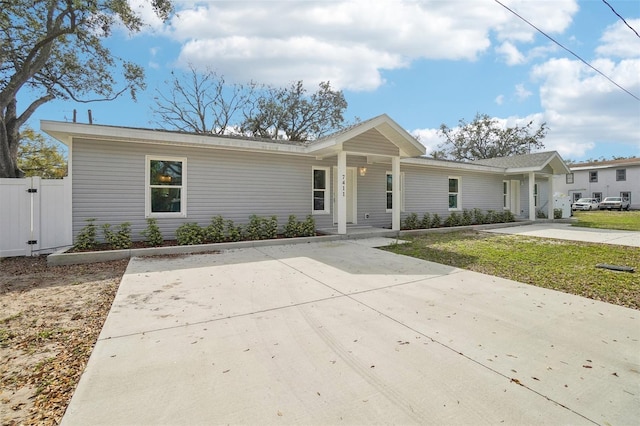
[{"left": 29, "top": 176, "right": 42, "bottom": 256}]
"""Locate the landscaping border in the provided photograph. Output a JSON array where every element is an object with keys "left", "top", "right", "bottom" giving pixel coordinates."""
[{"left": 47, "top": 220, "right": 538, "bottom": 266}]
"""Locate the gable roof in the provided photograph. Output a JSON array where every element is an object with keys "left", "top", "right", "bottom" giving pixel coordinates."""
[
  {"left": 473, "top": 151, "right": 570, "bottom": 175},
  {"left": 569, "top": 157, "right": 640, "bottom": 170}
]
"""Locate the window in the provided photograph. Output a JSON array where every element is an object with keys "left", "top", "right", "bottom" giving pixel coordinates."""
[
  {"left": 312, "top": 167, "right": 330, "bottom": 214},
  {"left": 616, "top": 169, "right": 626, "bottom": 181},
  {"left": 592, "top": 192, "right": 602, "bottom": 202},
  {"left": 589, "top": 171, "right": 598, "bottom": 183},
  {"left": 146, "top": 157, "right": 186, "bottom": 217},
  {"left": 566, "top": 173, "right": 574, "bottom": 184},
  {"left": 572, "top": 192, "right": 582, "bottom": 202},
  {"left": 534, "top": 183, "right": 538, "bottom": 207},
  {"left": 448, "top": 177, "right": 461, "bottom": 210},
  {"left": 620, "top": 192, "right": 631, "bottom": 203},
  {"left": 386, "top": 172, "right": 405, "bottom": 212},
  {"left": 502, "top": 181, "right": 509, "bottom": 209}
]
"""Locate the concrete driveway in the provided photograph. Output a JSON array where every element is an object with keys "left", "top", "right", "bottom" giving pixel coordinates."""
[{"left": 62, "top": 238, "right": 639, "bottom": 425}]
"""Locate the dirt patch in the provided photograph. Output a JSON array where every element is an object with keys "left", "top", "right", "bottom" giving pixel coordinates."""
[{"left": 0, "top": 256, "right": 128, "bottom": 425}]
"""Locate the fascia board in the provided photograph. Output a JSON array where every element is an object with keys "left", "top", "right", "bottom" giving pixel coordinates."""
[{"left": 401, "top": 157, "right": 505, "bottom": 173}]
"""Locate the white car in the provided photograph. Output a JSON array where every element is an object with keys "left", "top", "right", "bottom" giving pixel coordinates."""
[
  {"left": 572, "top": 198, "right": 600, "bottom": 211},
  {"left": 599, "top": 197, "right": 631, "bottom": 211}
]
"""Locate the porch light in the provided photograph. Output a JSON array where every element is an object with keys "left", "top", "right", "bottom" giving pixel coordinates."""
[
  {"left": 359, "top": 167, "right": 367, "bottom": 177},
  {"left": 159, "top": 175, "right": 172, "bottom": 183}
]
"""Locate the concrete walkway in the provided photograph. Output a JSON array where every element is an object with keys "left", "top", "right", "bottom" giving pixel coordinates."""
[
  {"left": 62, "top": 237, "right": 639, "bottom": 425},
  {"left": 485, "top": 222, "right": 640, "bottom": 247}
]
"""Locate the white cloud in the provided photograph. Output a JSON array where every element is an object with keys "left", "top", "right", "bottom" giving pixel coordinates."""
[
  {"left": 596, "top": 19, "right": 640, "bottom": 58},
  {"left": 496, "top": 41, "right": 525, "bottom": 65},
  {"left": 155, "top": 0, "right": 580, "bottom": 90},
  {"left": 411, "top": 128, "right": 442, "bottom": 155},
  {"left": 514, "top": 84, "right": 532, "bottom": 101},
  {"left": 495, "top": 95, "right": 505, "bottom": 105}
]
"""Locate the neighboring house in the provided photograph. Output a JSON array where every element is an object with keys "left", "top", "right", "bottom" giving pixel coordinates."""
[
  {"left": 554, "top": 157, "right": 640, "bottom": 210},
  {"left": 41, "top": 114, "right": 570, "bottom": 242}
]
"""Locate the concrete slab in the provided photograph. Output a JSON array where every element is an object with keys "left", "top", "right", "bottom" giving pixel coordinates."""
[
  {"left": 62, "top": 240, "right": 640, "bottom": 425},
  {"left": 485, "top": 223, "right": 640, "bottom": 247}
]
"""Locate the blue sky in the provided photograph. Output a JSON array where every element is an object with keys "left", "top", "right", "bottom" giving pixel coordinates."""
[{"left": 29, "top": 0, "right": 640, "bottom": 162}]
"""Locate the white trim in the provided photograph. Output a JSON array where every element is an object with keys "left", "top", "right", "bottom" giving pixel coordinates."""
[
  {"left": 332, "top": 166, "right": 357, "bottom": 224},
  {"left": 312, "top": 166, "right": 331, "bottom": 215},
  {"left": 448, "top": 176, "right": 461, "bottom": 211},
  {"left": 145, "top": 155, "right": 187, "bottom": 218},
  {"left": 502, "top": 180, "right": 510, "bottom": 210}
]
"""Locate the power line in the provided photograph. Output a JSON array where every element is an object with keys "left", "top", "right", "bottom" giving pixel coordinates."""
[
  {"left": 601, "top": 0, "right": 640, "bottom": 39},
  {"left": 494, "top": 0, "right": 640, "bottom": 102}
]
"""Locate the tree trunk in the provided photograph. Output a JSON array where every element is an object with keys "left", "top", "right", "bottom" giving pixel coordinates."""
[{"left": 0, "top": 99, "right": 25, "bottom": 178}]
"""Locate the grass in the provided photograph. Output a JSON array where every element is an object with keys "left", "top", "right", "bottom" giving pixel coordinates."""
[
  {"left": 385, "top": 231, "right": 640, "bottom": 310},
  {"left": 572, "top": 210, "right": 640, "bottom": 231}
]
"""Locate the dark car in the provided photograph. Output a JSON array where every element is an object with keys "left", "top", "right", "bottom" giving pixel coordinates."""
[{"left": 599, "top": 197, "right": 630, "bottom": 211}]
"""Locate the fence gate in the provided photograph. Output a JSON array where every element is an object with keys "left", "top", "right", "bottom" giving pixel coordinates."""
[{"left": 0, "top": 177, "right": 72, "bottom": 257}]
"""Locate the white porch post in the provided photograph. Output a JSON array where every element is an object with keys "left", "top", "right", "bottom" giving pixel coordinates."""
[
  {"left": 528, "top": 172, "right": 536, "bottom": 221},
  {"left": 392, "top": 156, "right": 401, "bottom": 231},
  {"left": 547, "top": 176, "right": 555, "bottom": 219},
  {"left": 337, "top": 151, "right": 347, "bottom": 235}
]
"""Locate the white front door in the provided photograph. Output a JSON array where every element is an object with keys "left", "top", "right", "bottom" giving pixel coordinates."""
[
  {"left": 333, "top": 167, "right": 357, "bottom": 224},
  {"left": 510, "top": 180, "right": 521, "bottom": 216}
]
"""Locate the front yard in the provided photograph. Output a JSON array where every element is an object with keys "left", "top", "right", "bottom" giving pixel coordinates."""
[
  {"left": 572, "top": 210, "right": 640, "bottom": 231},
  {"left": 385, "top": 231, "right": 640, "bottom": 310}
]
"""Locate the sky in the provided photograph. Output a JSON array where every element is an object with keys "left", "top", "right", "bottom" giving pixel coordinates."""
[{"left": 28, "top": 0, "right": 640, "bottom": 162}]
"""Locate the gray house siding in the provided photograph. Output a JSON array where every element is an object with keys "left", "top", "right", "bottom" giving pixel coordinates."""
[
  {"left": 343, "top": 130, "right": 399, "bottom": 156},
  {"left": 72, "top": 139, "right": 337, "bottom": 240}
]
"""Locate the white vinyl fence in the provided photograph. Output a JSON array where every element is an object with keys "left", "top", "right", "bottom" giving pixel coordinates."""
[{"left": 0, "top": 177, "right": 72, "bottom": 257}]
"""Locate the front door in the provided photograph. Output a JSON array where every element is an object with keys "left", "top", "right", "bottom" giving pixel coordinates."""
[
  {"left": 333, "top": 167, "right": 357, "bottom": 224},
  {"left": 510, "top": 180, "right": 521, "bottom": 216}
]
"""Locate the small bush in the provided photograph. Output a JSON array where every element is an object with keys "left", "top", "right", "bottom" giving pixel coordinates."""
[
  {"left": 205, "top": 216, "right": 226, "bottom": 243},
  {"left": 102, "top": 222, "right": 132, "bottom": 249},
  {"left": 421, "top": 212, "right": 431, "bottom": 229},
  {"left": 503, "top": 210, "right": 515, "bottom": 222},
  {"left": 176, "top": 223, "right": 205, "bottom": 245},
  {"left": 74, "top": 218, "right": 98, "bottom": 250},
  {"left": 461, "top": 209, "right": 473, "bottom": 226},
  {"left": 141, "top": 218, "right": 163, "bottom": 247},
  {"left": 245, "top": 215, "right": 278, "bottom": 240},
  {"left": 485, "top": 210, "right": 497, "bottom": 224},
  {"left": 226, "top": 220, "right": 242, "bottom": 242},
  {"left": 402, "top": 213, "right": 421, "bottom": 230},
  {"left": 431, "top": 214, "right": 441, "bottom": 228},
  {"left": 283, "top": 215, "right": 315, "bottom": 238},
  {"left": 536, "top": 209, "right": 548, "bottom": 219},
  {"left": 554, "top": 208, "right": 563, "bottom": 219},
  {"left": 444, "top": 211, "right": 461, "bottom": 227},
  {"left": 472, "top": 208, "right": 485, "bottom": 225}
]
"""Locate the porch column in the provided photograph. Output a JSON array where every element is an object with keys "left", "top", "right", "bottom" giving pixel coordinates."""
[
  {"left": 547, "top": 176, "right": 555, "bottom": 219},
  {"left": 392, "top": 156, "right": 401, "bottom": 231},
  {"left": 337, "top": 151, "right": 347, "bottom": 235},
  {"left": 528, "top": 172, "right": 536, "bottom": 221}
]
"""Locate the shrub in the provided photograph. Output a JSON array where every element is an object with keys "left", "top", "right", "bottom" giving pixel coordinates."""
[
  {"left": 402, "top": 213, "right": 421, "bottom": 230},
  {"left": 431, "top": 214, "right": 441, "bottom": 228},
  {"left": 226, "top": 220, "right": 242, "bottom": 242},
  {"left": 283, "top": 215, "right": 315, "bottom": 238},
  {"left": 554, "top": 208, "right": 562, "bottom": 219},
  {"left": 485, "top": 210, "right": 498, "bottom": 224},
  {"left": 74, "top": 218, "right": 98, "bottom": 250},
  {"left": 176, "top": 223, "right": 205, "bottom": 245},
  {"left": 141, "top": 218, "right": 163, "bottom": 247},
  {"left": 536, "top": 209, "right": 548, "bottom": 219},
  {"left": 461, "top": 209, "right": 472, "bottom": 226},
  {"left": 421, "top": 212, "right": 431, "bottom": 229},
  {"left": 245, "top": 215, "right": 278, "bottom": 240},
  {"left": 102, "top": 222, "right": 132, "bottom": 249},
  {"left": 205, "top": 216, "right": 226, "bottom": 243},
  {"left": 284, "top": 215, "right": 301, "bottom": 238},
  {"left": 444, "top": 211, "right": 461, "bottom": 227},
  {"left": 503, "top": 210, "right": 515, "bottom": 222},
  {"left": 472, "top": 208, "right": 485, "bottom": 225}
]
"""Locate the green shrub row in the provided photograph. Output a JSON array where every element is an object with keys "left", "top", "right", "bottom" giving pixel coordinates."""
[
  {"left": 401, "top": 208, "right": 515, "bottom": 230},
  {"left": 74, "top": 214, "right": 316, "bottom": 250}
]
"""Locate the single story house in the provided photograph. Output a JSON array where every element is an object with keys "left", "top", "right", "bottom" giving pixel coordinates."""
[
  {"left": 553, "top": 157, "right": 639, "bottom": 209},
  {"left": 41, "top": 114, "right": 570, "bottom": 241}
]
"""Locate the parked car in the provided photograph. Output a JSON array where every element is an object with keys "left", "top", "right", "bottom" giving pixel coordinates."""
[
  {"left": 599, "top": 197, "right": 630, "bottom": 211},
  {"left": 572, "top": 198, "right": 600, "bottom": 211}
]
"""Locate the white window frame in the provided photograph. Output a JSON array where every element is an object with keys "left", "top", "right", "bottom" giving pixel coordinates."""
[
  {"left": 589, "top": 171, "right": 598, "bottom": 183},
  {"left": 620, "top": 191, "right": 631, "bottom": 203},
  {"left": 502, "top": 180, "right": 510, "bottom": 210},
  {"left": 145, "top": 156, "right": 187, "bottom": 218},
  {"left": 448, "top": 176, "right": 461, "bottom": 211},
  {"left": 385, "top": 172, "right": 405, "bottom": 213},
  {"left": 592, "top": 192, "right": 602, "bottom": 202},
  {"left": 566, "top": 173, "right": 574, "bottom": 184},
  {"left": 616, "top": 169, "right": 626, "bottom": 181},
  {"left": 312, "top": 166, "right": 330, "bottom": 215}
]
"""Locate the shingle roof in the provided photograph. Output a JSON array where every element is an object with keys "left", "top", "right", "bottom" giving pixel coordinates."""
[
  {"left": 569, "top": 157, "right": 640, "bottom": 168},
  {"left": 472, "top": 151, "right": 560, "bottom": 169}
]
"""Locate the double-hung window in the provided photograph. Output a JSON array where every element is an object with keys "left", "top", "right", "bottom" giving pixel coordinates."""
[
  {"left": 589, "top": 171, "right": 598, "bottom": 183},
  {"left": 448, "top": 177, "right": 461, "bottom": 210},
  {"left": 566, "top": 173, "right": 574, "bottom": 184},
  {"left": 146, "top": 156, "right": 186, "bottom": 217},
  {"left": 386, "top": 172, "right": 405, "bottom": 212},
  {"left": 534, "top": 183, "right": 539, "bottom": 207},
  {"left": 616, "top": 169, "right": 626, "bottom": 181},
  {"left": 502, "top": 181, "right": 509, "bottom": 209},
  {"left": 312, "top": 167, "right": 330, "bottom": 214}
]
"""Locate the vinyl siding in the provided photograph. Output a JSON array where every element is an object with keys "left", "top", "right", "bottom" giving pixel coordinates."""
[
  {"left": 72, "top": 139, "right": 336, "bottom": 241},
  {"left": 343, "top": 129, "right": 399, "bottom": 156}
]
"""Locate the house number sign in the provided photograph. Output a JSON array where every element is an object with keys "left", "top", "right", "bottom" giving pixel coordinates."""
[{"left": 341, "top": 174, "right": 346, "bottom": 197}]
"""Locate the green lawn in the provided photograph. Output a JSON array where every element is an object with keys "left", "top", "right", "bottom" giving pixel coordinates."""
[
  {"left": 385, "top": 231, "right": 640, "bottom": 310},
  {"left": 572, "top": 210, "right": 640, "bottom": 231}
]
